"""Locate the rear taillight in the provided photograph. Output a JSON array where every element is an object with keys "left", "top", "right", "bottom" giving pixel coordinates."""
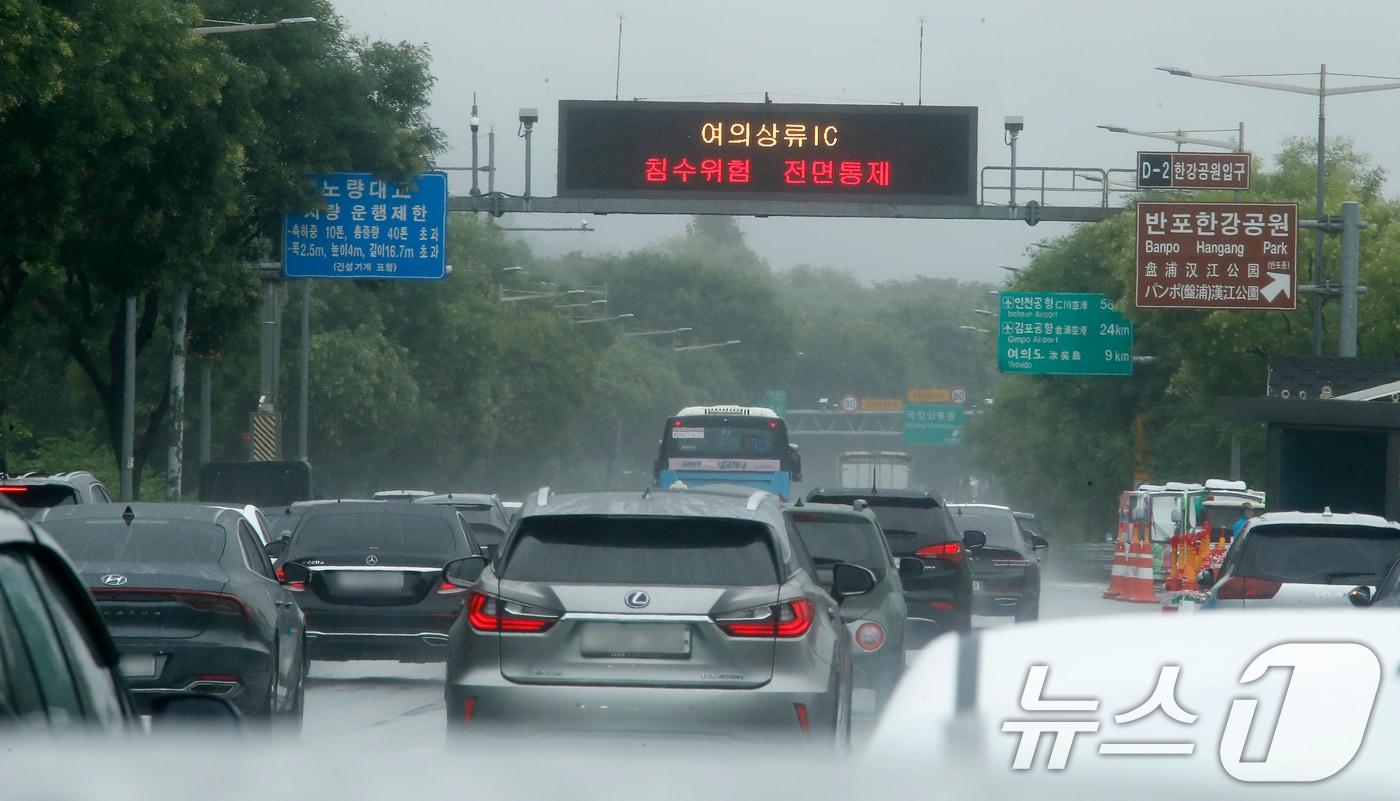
[
  {"left": 436, "top": 581, "right": 469, "bottom": 596},
  {"left": 466, "top": 591, "right": 559, "bottom": 633},
  {"left": 929, "top": 600, "right": 955, "bottom": 610},
  {"left": 794, "top": 703, "right": 810, "bottom": 736},
  {"left": 462, "top": 697, "right": 477, "bottom": 727},
  {"left": 275, "top": 566, "right": 306, "bottom": 592},
  {"left": 714, "top": 598, "right": 814, "bottom": 638},
  {"left": 854, "top": 622, "right": 885, "bottom": 652},
  {"left": 0, "top": 486, "right": 28, "bottom": 494},
  {"left": 916, "top": 541, "right": 963, "bottom": 565},
  {"left": 178, "top": 592, "right": 254, "bottom": 620},
  {"left": 1215, "top": 576, "right": 1283, "bottom": 600},
  {"left": 91, "top": 588, "right": 253, "bottom": 620}
]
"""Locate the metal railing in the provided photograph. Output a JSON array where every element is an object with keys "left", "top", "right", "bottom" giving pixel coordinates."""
[{"left": 980, "top": 166, "right": 1139, "bottom": 209}]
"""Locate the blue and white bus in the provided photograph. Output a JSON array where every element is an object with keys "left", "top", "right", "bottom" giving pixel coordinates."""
[{"left": 654, "top": 405, "right": 802, "bottom": 499}]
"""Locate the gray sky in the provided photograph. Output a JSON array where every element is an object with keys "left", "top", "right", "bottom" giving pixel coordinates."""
[{"left": 333, "top": 0, "right": 1400, "bottom": 283}]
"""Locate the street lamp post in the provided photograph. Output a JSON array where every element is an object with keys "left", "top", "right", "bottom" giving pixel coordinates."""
[
  {"left": 1096, "top": 124, "right": 1244, "bottom": 152},
  {"left": 674, "top": 340, "right": 741, "bottom": 352},
  {"left": 193, "top": 17, "right": 315, "bottom": 35},
  {"left": 1157, "top": 64, "right": 1400, "bottom": 355},
  {"left": 1097, "top": 123, "right": 1246, "bottom": 201},
  {"left": 493, "top": 221, "right": 594, "bottom": 233},
  {"left": 572, "top": 313, "right": 634, "bottom": 326},
  {"left": 624, "top": 327, "right": 694, "bottom": 338}
]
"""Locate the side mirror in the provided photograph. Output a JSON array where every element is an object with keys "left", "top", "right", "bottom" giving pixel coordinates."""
[
  {"left": 264, "top": 539, "right": 288, "bottom": 561},
  {"left": 1349, "top": 586, "right": 1373, "bottom": 608},
  {"left": 279, "top": 561, "right": 310, "bottom": 585},
  {"left": 442, "top": 555, "right": 487, "bottom": 589},
  {"left": 961, "top": 530, "right": 987, "bottom": 550},
  {"left": 1030, "top": 535, "right": 1049, "bottom": 550},
  {"left": 897, "top": 556, "right": 925, "bottom": 580},
  {"left": 148, "top": 694, "right": 241, "bottom": 731},
  {"left": 831, "top": 563, "right": 877, "bottom": 600},
  {"left": 1197, "top": 568, "right": 1216, "bottom": 591}
]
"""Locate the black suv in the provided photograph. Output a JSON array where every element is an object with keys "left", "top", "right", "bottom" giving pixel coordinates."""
[
  {"left": 0, "top": 471, "right": 113, "bottom": 518},
  {"left": 806, "top": 488, "right": 979, "bottom": 635}
]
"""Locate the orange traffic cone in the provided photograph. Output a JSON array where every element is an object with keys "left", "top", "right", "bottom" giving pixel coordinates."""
[
  {"left": 1102, "top": 535, "right": 1127, "bottom": 599},
  {"left": 1209, "top": 531, "right": 1228, "bottom": 571},
  {"left": 1163, "top": 533, "right": 1183, "bottom": 591},
  {"left": 1178, "top": 531, "right": 1200, "bottom": 592},
  {"left": 1120, "top": 533, "right": 1160, "bottom": 604}
]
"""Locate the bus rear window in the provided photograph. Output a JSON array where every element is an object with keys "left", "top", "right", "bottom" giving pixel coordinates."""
[{"left": 665, "top": 416, "right": 787, "bottom": 458}]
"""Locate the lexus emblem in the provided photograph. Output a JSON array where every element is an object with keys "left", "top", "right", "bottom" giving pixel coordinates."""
[
  {"left": 101, "top": 574, "right": 128, "bottom": 586},
  {"left": 365, "top": 555, "right": 379, "bottom": 566},
  {"left": 625, "top": 591, "right": 650, "bottom": 609}
]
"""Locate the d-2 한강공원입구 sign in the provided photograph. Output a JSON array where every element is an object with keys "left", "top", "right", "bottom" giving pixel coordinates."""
[{"left": 998, "top": 292, "right": 1134, "bottom": 376}]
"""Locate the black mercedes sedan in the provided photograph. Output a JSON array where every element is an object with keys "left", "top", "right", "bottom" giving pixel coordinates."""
[
  {"left": 271, "top": 501, "right": 483, "bottom": 663},
  {"left": 34, "top": 503, "right": 307, "bottom": 726}
]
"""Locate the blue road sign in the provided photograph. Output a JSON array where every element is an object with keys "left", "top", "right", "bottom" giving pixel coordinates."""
[{"left": 283, "top": 172, "right": 448, "bottom": 280}]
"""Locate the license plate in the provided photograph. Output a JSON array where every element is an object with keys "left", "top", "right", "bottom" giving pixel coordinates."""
[
  {"left": 334, "top": 572, "right": 403, "bottom": 593},
  {"left": 972, "top": 581, "right": 983, "bottom": 592},
  {"left": 119, "top": 653, "right": 157, "bottom": 679},
  {"left": 581, "top": 623, "right": 691, "bottom": 659}
]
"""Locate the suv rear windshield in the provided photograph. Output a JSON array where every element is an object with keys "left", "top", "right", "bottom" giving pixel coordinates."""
[
  {"left": 1, "top": 484, "right": 80, "bottom": 516},
  {"left": 292, "top": 512, "right": 458, "bottom": 559},
  {"left": 1238, "top": 524, "right": 1400, "bottom": 585},
  {"left": 502, "top": 516, "right": 780, "bottom": 586},
  {"left": 951, "top": 508, "right": 1025, "bottom": 549},
  {"left": 805, "top": 493, "right": 955, "bottom": 545},
  {"left": 42, "top": 518, "right": 225, "bottom": 564},
  {"left": 786, "top": 513, "right": 887, "bottom": 575}
]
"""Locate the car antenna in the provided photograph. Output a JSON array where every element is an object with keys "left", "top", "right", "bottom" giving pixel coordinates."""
[
  {"left": 871, "top": 465, "right": 879, "bottom": 495},
  {"left": 642, "top": 486, "right": 651, "bottom": 499},
  {"left": 121, "top": 505, "right": 135, "bottom": 526}
]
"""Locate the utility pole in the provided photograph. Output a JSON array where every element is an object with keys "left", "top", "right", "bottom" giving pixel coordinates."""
[
  {"left": 120, "top": 296, "right": 137, "bottom": 501},
  {"left": 469, "top": 93, "right": 481, "bottom": 197},
  {"left": 252, "top": 261, "right": 283, "bottom": 460},
  {"left": 1312, "top": 64, "right": 1327, "bottom": 357},
  {"left": 199, "top": 358, "right": 212, "bottom": 466},
  {"left": 165, "top": 285, "right": 189, "bottom": 501},
  {"left": 1338, "top": 201, "right": 1361, "bottom": 357},
  {"left": 298, "top": 280, "right": 311, "bottom": 461}
]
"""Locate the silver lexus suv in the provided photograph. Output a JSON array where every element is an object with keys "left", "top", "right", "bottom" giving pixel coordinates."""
[{"left": 442, "top": 485, "right": 876, "bottom": 746}]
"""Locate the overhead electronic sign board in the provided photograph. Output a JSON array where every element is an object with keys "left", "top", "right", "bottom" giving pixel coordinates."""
[{"left": 558, "top": 100, "right": 978, "bottom": 205}]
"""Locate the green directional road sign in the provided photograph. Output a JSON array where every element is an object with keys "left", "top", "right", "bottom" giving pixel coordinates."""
[
  {"left": 760, "top": 388, "right": 788, "bottom": 417},
  {"left": 997, "top": 292, "right": 1134, "bottom": 376},
  {"left": 904, "top": 404, "right": 964, "bottom": 445}
]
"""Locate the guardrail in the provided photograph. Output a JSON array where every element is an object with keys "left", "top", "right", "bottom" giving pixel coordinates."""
[
  {"left": 1046, "top": 540, "right": 1117, "bottom": 582},
  {"left": 980, "top": 166, "right": 1140, "bottom": 209}
]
